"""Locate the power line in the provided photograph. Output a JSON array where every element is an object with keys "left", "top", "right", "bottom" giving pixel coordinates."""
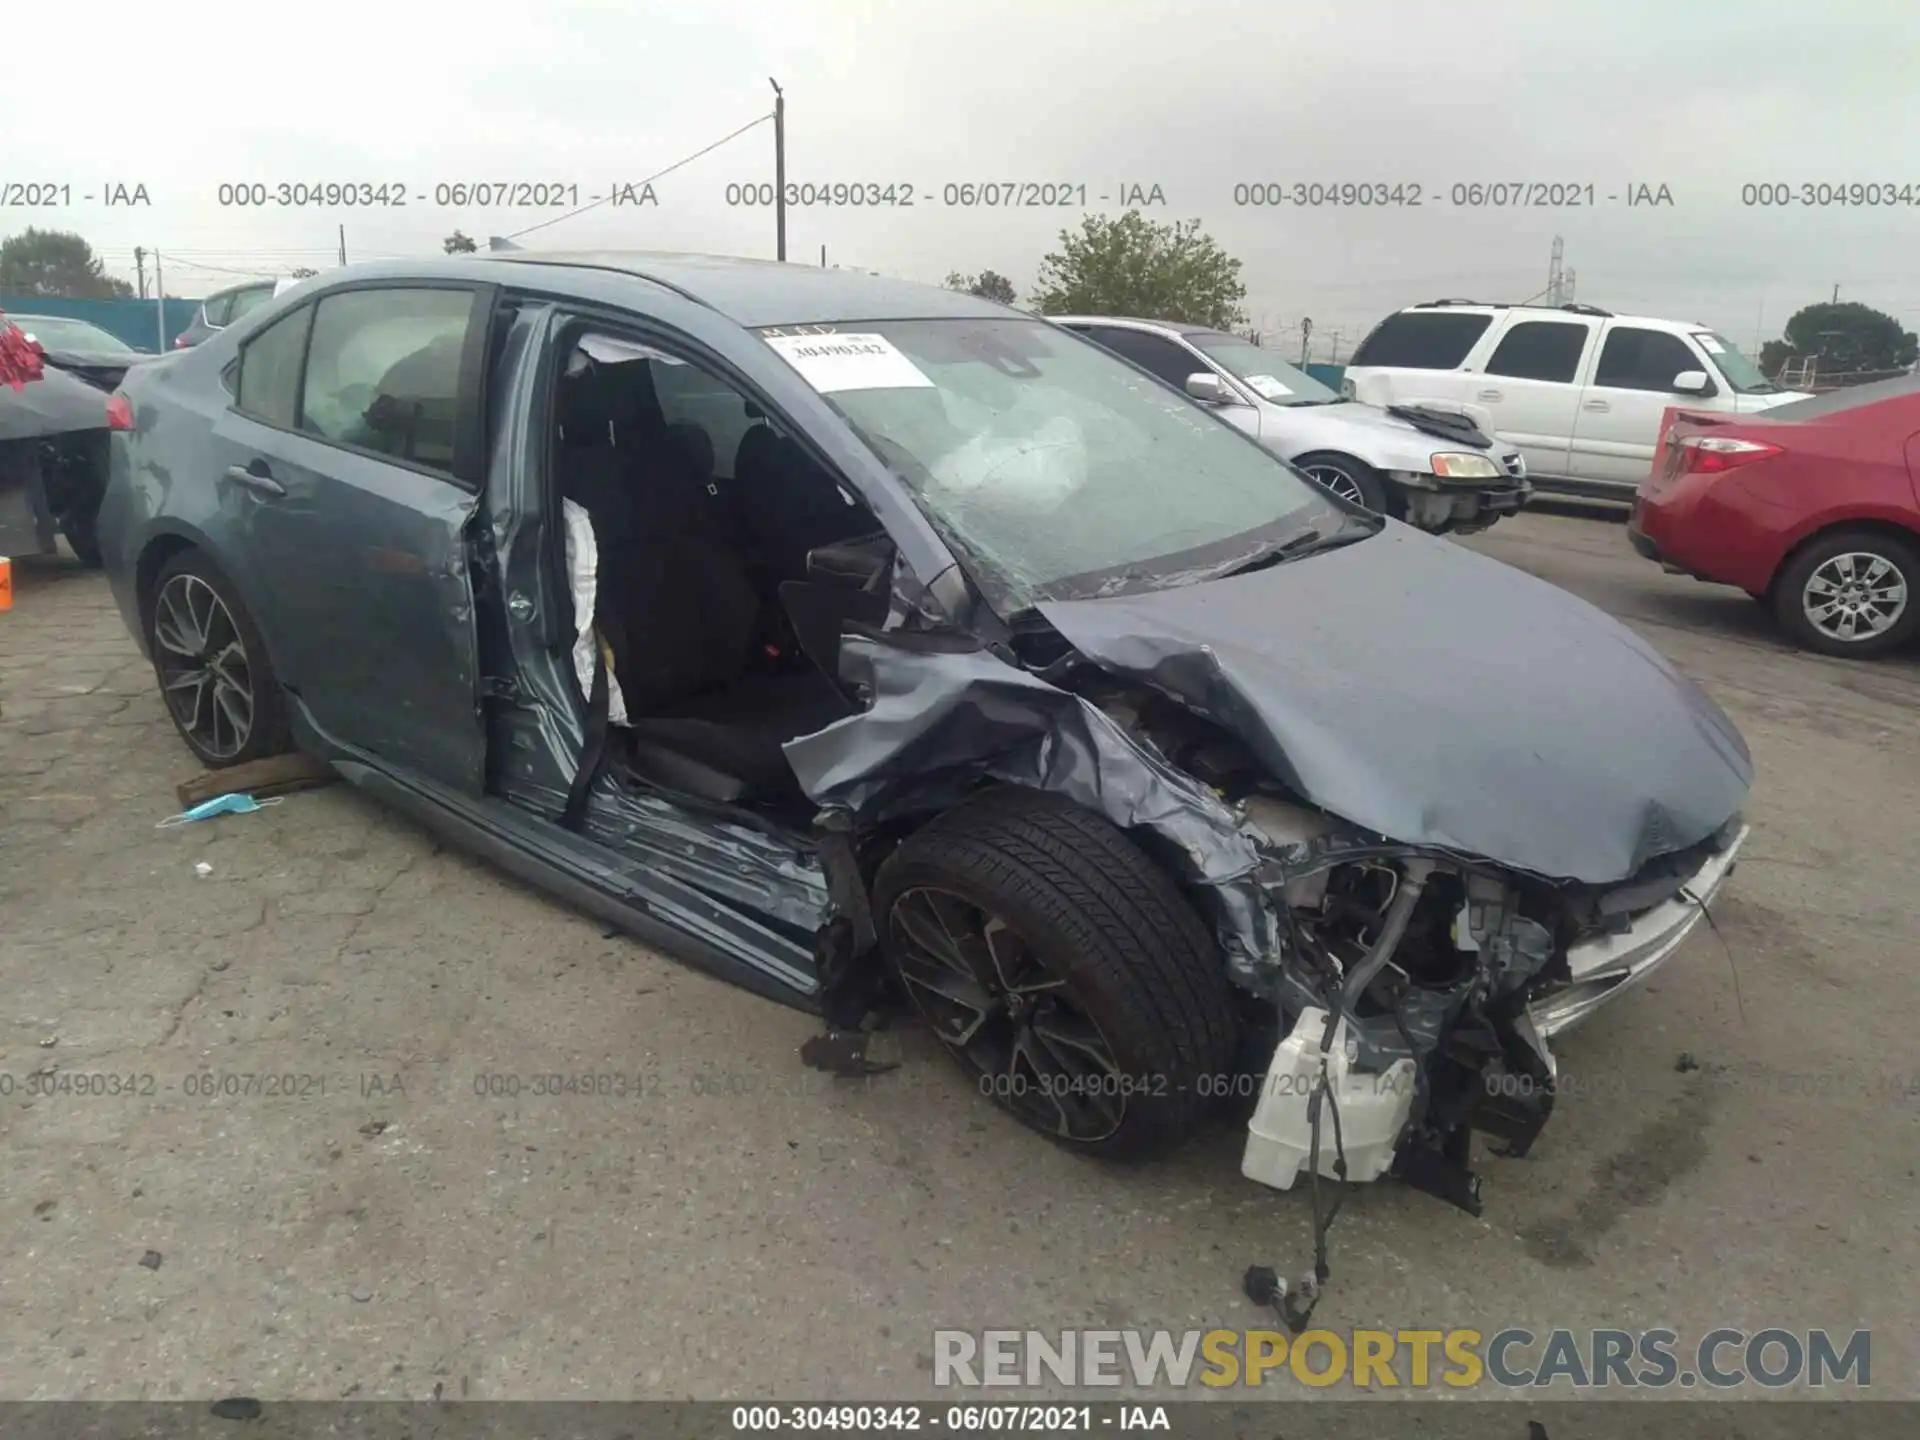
[{"left": 505, "top": 111, "right": 774, "bottom": 241}]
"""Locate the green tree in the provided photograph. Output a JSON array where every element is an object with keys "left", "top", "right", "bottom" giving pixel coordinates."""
[
  {"left": 443, "top": 230, "right": 479, "bottom": 255},
  {"left": 0, "top": 228, "right": 134, "bottom": 298},
  {"left": 1759, "top": 301, "right": 1918, "bottom": 379},
  {"left": 1030, "top": 211, "right": 1246, "bottom": 329},
  {"left": 944, "top": 268, "right": 1017, "bottom": 305}
]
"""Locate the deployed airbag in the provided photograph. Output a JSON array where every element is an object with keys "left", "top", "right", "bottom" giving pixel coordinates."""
[{"left": 562, "top": 497, "right": 629, "bottom": 726}]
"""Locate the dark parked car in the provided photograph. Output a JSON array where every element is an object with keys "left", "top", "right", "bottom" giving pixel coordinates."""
[
  {"left": 1631, "top": 372, "right": 1920, "bottom": 657},
  {"left": 0, "top": 314, "right": 116, "bottom": 568},
  {"left": 170, "top": 278, "right": 291, "bottom": 350},
  {"left": 100, "top": 254, "right": 1751, "bottom": 1209},
  {"left": 6, "top": 313, "right": 163, "bottom": 391}
]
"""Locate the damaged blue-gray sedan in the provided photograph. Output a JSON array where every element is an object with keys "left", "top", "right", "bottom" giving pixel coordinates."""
[{"left": 97, "top": 252, "right": 1750, "bottom": 1212}]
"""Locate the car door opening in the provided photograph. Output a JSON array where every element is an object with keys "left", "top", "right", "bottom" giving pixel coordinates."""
[{"left": 551, "top": 331, "right": 887, "bottom": 811}]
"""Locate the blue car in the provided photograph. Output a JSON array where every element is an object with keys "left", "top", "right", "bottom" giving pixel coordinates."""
[{"left": 99, "top": 253, "right": 1751, "bottom": 1205}]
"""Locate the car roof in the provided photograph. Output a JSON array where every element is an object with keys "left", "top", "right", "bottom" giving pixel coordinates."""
[
  {"left": 1395, "top": 300, "right": 1713, "bottom": 330},
  {"left": 411, "top": 249, "right": 1018, "bottom": 329},
  {"left": 1049, "top": 315, "right": 1217, "bottom": 338}
]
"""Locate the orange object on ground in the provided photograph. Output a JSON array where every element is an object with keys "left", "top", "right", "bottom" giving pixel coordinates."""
[{"left": 0, "top": 556, "right": 12, "bottom": 610}]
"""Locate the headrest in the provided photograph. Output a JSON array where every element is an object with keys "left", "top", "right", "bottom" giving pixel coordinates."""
[
  {"left": 558, "top": 357, "right": 665, "bottom": 445},
  {"left": 664, "top": 422, "right": 715, "bottom": 480}
]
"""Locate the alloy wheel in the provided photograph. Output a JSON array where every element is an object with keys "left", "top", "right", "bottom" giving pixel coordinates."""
[
  {"left": 152, "top": 573, "right": 255, "bottom": 760},
  {"left": 1801, "top": 551, "right": 1909, "bottom": 644},
  {"left": 1301, "top": 462, "right": 1366, "bottom": 506},
  {"left": 889, "top": 886, "right": 1130, "bottom": 1143}
]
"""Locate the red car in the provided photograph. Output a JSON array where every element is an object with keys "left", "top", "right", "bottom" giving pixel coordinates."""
[{"left": 1629, "top": 374, "right": 1920, "bottom": 657}]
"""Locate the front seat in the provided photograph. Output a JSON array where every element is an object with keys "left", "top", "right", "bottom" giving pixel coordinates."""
[{"left": 732, "top": 424, "right": 875, "bottom": 583}]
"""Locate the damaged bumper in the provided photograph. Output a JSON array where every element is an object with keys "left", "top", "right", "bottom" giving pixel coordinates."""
[
  {"left": 1239, "top": 821, "right": 1749, "bottom": 1205},
  {"left": 1530, "top": 822, "right": 1748, "bottom": 1038}
]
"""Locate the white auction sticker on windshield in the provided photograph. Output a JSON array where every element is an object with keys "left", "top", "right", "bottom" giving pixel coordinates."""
[
  {"left": 1696, "top": 334, "right": 1726, "bottom": 354},
  {"left": 1245, "top": 374, "right": 1293, "bottom": 399},
  {"left": 764, "top": 333, "right": 934, "bottom": 392}
]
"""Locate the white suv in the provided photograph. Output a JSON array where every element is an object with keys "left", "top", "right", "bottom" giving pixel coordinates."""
[{"left": 1342, "top": 300, "right": 1811, "bottom": 499}]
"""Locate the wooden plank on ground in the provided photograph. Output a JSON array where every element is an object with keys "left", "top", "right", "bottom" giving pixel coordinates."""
[{"left": 175, "top": 752, "right": 337, "bottom": 810}]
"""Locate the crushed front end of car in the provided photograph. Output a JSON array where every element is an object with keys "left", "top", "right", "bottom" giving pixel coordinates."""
[{"left": 790, "top": 518, "right": 1752, "bottom": 1213}]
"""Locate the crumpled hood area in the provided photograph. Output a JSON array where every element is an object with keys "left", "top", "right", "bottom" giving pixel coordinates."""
[{"left": 1038, "top": 522, "right": 1753, "bottom": 884}]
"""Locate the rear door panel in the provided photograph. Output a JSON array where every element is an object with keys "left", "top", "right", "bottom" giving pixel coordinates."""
[
  {"left": 212, "top": 414, "right": 487, "bottom": 789},
  {"left": 1466, "top": 317, "right": 1592, "bottom": 477},
  {"left": 209, "top": 282, "right": 493, "bottom": 793}
]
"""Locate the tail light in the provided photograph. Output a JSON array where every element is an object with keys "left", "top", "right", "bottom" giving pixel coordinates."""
[
  {"left": 1678, "top": 435, "right": 1782, "bottom": 474},
  {"left": 106, "top": 394, "right": 134, "bottom": 430}
]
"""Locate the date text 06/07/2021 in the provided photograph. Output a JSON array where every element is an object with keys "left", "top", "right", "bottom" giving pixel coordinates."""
[
  {"left": 722, "top": 182, "right": 1169, "bottom": 208},
  {"left": 728, "top": 1404, "right": 1171, "bottom": 1433},
  {"left": 1229, "top": 181, "right": 1677, "bottom": 208}
]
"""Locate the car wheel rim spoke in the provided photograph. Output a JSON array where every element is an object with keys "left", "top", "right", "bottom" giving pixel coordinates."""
[
  {"left": 1805, "top": 552, "right": 1909, "bottom": 640},
  {"left": 891, "top": 885, "right": 1128, "bottom": 1143},
  {"left": 891, "top": 894, "right": 999, "bottom": 1043},
  {"left": 153, "top": 575, "right": 254, "bottom": 758},
  {"left": 1027, "top": 1013, "right": 1128, "bottom": 1134},
  {"left": 1305, "top": 466, "right": 1363, "bottom": 504}
]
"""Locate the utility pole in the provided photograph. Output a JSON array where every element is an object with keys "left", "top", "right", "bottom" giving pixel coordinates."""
[
  {"left": 153, "top": 250, "right": 166, "bottom": 351},
  {"left": 1328, "top": 329, "right": 1343, "bottom": 364},
  {"left": 770, "top": 78, "right": 787, "bottom": 262},
  {"left": 1563, "top": 268, "right": 1576, "bottom": 304},
  {"left": 134, "top": 247, "right": 148, "bottom": 299},
  {"left": 1547, "top": 236, "right": 1565, "bottom": 307},
  {"left": 1832, "top": 283, "right": 1840, "bottom": 304},
  {"left": 820, "top": 244, "right": 826, "bottom": 267},
  {"left": 338, "top": 225, "right": 347, "bottom": 266},
  {"left": 1298, "top": 317, "right": 1313, "bottom": 366}
]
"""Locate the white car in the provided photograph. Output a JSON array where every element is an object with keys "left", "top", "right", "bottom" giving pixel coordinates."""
[
  {"left": 1053, "top": 316, "right": 1531, "bottom": 534},
  {"left": 1342, "top": 300, "right": 1812, "bottom": 499}
]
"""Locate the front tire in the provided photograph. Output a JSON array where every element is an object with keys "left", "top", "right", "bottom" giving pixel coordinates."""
[
  {"left": 1772, "top": 528, "right": 1920, "bottom": 658},
  {"left": 873, "top": 788, "right": 1239, "bottom": 1161},
  {"left": 146, "top": 550, "right": 293, "bottom": 767},
  {"left": 1294, "top": 452, "right": 1396, "bottom": 516}
]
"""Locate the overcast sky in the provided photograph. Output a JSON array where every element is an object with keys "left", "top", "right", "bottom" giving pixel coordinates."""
[{"left": 10, "top": 0, "right": 1918, "bottom": 358}]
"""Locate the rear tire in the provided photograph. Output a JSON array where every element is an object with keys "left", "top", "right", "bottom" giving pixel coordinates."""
[
  {"left": 1295, "top": 452, "right": 1396, "bottom": 517},
  {"left": 1772, "top": 528, "right": 1920, "bottom": 658},
  {"left": 873, "top": 788, "right": 1239, "bottom": 1161},
  {"left": 146, "top": 550, "right": 294, "bottom": 767}
]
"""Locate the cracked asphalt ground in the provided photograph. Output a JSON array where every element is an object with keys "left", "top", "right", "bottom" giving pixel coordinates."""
[{"left": 2, "top": 508, "right": 1916, "bottom": 1403}]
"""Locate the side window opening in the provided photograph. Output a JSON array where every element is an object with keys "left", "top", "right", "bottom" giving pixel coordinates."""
[
  {"left": 1087, "top": 328, "right": 1204, "bottom": 389},
  {"left": 234, "top": 303, "right": 312, "bottom": 428},
  {"left": 1594, "top": 327, "right": 1703, "bottom": 392},
  {"left": 1348, "top": 311, "right": 1494, "bottom": 370},
  {"left": 1483, "top": 320, "right": 1591, "bottom": 384},
  {"left": 226, "top": 284, "right": 274, "bottom": 323},
  {"left": 546, "top": 327, "right": 881, "bottom": 810},
  {"left": 299, "top": 287, "right": 477, "bottom": 474}
]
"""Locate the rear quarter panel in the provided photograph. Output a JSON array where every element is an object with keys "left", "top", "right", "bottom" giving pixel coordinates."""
[
  {"left": 1735, "top": 420, "right": 1920, "bottom": 580},
  {"left": 100, "top": 342, "right": 271, "bottom": 655}
]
